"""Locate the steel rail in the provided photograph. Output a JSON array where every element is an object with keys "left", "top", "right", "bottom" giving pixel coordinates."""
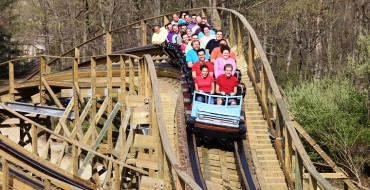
[
  {"left": 0, "top": 140, "right": 95, "bottom": 190},
  {"left": 186, "top": 133, "right": 208, "bottom": 189}
]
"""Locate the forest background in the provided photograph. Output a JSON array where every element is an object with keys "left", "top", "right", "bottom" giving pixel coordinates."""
[{"left": 0, "top": 0, "right": 369, "bottom": 188}]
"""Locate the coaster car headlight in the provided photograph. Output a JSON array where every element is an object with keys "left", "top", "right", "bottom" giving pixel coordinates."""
[{"left": 198, "top": 114, "right": 205, "bottom": 120}]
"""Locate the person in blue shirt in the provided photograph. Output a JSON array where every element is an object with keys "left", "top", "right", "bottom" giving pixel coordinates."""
[{"left": 186, "top": 40, "right": 210, "bottom": 68}]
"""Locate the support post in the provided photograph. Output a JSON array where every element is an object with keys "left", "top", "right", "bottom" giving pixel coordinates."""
[
  {"left": 261, "top": 68, "right": 268, "bottom": 110},
  {"left": 295, "top": 152, "right": 303, "bottom": 190},
  {"left": 248, "top": 35, "right": 255, "bottom": 78},
  {"left": 73, "top": 48, "right": 80, "bottom": 127},
  {"left": 44, "top": 179, "right": 51, "bottom": 190},
  {"left": 107, "top": 55, "right": 113, "bottom": 148},
  {"left": 284, "top": 124, "right": 292, "bottom": 179},
  {"left": 91, "top": 57, "right": 97, "bottom": 142},
  {"left": 72, "top": 144, "right": 78, "bottom": 176},
  {"left": 229, "top": 13, "right": 235, "bottom": 48},
  {"left": 2, "top": 158, "right": 9, "bottom": 190},
  {"left": 141, "top": 21, "right": 147, "bottom": 46},
  {"left": 31, "top": 124, "right": 38, "bottom": 155},
  {"left": 40, "top": 57, "right": 46, "bottom": 106},
  {"left": 308, "top": 174, "right": 318, "bottom": 190},
  {"left": 8, "top": 61, "right": 14, "bottom": 102},
  {"left": 106, "top": 32, "right": 112, "bottom": 54},
  {"left": 237, "top": 20, "right": 243, "bottom": 57}
]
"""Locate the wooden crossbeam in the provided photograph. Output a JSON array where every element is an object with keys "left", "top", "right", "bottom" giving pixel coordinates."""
[
  {"left": 41, "top": 77, "right": 64, "bottom": 108},
  {"left": 77, "top": 102, "right": 121, "bottom": 176}
]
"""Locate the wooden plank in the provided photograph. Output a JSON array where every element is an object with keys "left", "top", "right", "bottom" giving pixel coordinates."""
[
  {"left": 136, "top": 152, "right": 159, "bottom": 170},
  {"left": 60, "top": 88, "right": 120, "bottom": 98},
  {"left": 1, "top": 118, "right": 20, "bottom": 125},
  {"left": 125, "top": 95, "right": 149, "bottom": 107},
  {"left": 134, "top": 135, "right": 156, "bottom": 149},
  {"left": 140, "top": 176, "right": 164, "bottom": 190},
  {"left": 132, "top": 106, "right": 150, "bottom": 124}
]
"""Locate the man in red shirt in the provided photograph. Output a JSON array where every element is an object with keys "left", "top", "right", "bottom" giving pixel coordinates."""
[
  {"left": 216, "top": 64, "right": 239, "bottom": 105},
  {"left": 192, "top": 48, "right": 214, "bottom": 79}
]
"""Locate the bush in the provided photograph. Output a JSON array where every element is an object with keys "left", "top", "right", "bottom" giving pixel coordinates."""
[{"left": 284, "top": 77, "right": 370, "bottom": 184}]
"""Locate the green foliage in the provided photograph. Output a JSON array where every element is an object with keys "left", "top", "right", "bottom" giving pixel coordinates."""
[
  {"left": 284, "top": 77, "right": 370, "bottom": 178},
  {"left": 0, "top": 0, "right": 20, "bottom": 63}
]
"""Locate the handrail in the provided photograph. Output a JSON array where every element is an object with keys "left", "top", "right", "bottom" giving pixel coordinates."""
[{"left": 144, "top": 54, "right": 201, "bottom": 190}]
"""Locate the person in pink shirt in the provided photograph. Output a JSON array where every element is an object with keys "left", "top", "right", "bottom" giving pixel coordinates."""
[
  {"left": 214, "top": 46, "right": 236, "bottom": 78},
  {"left": 194, "top": 64, "right": 214, "bottom": 103}
]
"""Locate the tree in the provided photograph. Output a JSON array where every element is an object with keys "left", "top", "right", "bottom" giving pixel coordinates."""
[{"left": 0, "top": 0, "right": 20, "bottom": 63}]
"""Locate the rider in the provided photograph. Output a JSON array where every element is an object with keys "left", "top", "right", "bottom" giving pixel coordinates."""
[{"left": 215, "top": 64, "right": 238, "bottom": 105}]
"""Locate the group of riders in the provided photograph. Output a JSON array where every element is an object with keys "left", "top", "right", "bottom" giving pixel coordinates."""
[{"left": 152, "top": 11, "right": 242, "bottom": 105}]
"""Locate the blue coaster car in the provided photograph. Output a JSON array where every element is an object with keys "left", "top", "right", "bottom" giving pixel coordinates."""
[{"left": 188, "top": 91, "right": 246, "bottom": 140}]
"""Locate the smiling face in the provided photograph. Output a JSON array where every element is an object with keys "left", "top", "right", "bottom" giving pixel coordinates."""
[
  {"left": 222, "top": 49, "right": 230, "bottom": 59},
  {"left": 185, "top": 15, "right": 191, "bottom": 23},
  {"left": 192, "top": 41, "right": 200, "bottom": 50},
  {"left": 180, "top": 25, "right": 187, "bottom": 33},
  {"left": 224, "top": 65, "right": 233, "bottom": 78},
  {"left": 216, "top": 31, "right": 223, "bottom": 40},
  {"left": 204, "top": 27, "right": 210, "bottom": 36},
  {"left": 182, "top": 34, "right": 189, "bottom": 43},
  {"left": 186, "top": 28, "right": 192, "bottom": 36},
  {"left": 173, "top": 25, "right": 179, "bottom": 33},
  {"left": 201, "top": 67, "right": 208, "bottom": 78},
  {"left": 191, "top": 15, "right": 197, "bottom": 23},
  {"left": 198, "top": 50, "right": 205, "bottom": 61}
]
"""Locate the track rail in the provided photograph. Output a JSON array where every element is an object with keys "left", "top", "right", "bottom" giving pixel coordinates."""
[
  {"left": 0, "top": 137, "right": 96, "bottom": 190},
  {"left": 186, "top": 129, "right": 256, "bottom": 190}
]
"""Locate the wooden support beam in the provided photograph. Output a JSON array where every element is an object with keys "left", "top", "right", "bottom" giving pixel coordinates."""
[
  {"left": 31, "top": 124, "right": 38, "bottom": 155},
  {"left": 0, "top": 103, "right": 148, "bottom": 175},
  {"left": 113, "top": 163, "right": 120, "bottom": 190},
  {"left": 141, "top": 21, "right": 147, "bottom": 46},
  {"left": 284, "top": 125, "right": 293, "bottom": 179},
  {"left": 41, "top": 77, "right": 64, "bottom": 108},
  {"left": 2, "top": 157, "right": 9, "bottom": 190},
  {"left": 78, "top": 102, "right": 121, "bottom": 176},
  {"left": 73, "top": 48, "right": 80, "bottom": 129},
  {"left": 229, "top": 13, "right": 235, "bottom": 48},
  {"left": 295, "top": 152, "right": 303, "bottom": 190},
  {"left": 8, "top": 61, "right": 14, "bottom": 102},
  {"left": 237, "top": 20, "right": 243, "bottom": 57},
  {"left": 72, "top": 144, "right": 78, "bottom": 176},
  {"left": 114, "top": 108, "right": 130, "bottom": 158},
  {"left": 106, "top": 32, "right": 112, "bottom": 54},
  {"left": 129, "top": 58, "right": 136, "bottom": 94},
  {"left": 107, "top": 55, "right": 113, "bottom": 148},
  {"left": 91, "top": 57, "right": 97, "bottom": 142},
  {"left": 39, "top": 57, "right": 46, "bottom": 106}
]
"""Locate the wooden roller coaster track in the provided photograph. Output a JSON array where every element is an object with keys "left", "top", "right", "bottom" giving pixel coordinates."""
[{"left": 0, "top": 7, "right": 358, "bottom": 190}]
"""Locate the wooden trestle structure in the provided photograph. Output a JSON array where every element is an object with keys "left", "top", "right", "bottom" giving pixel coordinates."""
[{"left": 0, "top": 7, "right": 358, "bottom": 190}]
